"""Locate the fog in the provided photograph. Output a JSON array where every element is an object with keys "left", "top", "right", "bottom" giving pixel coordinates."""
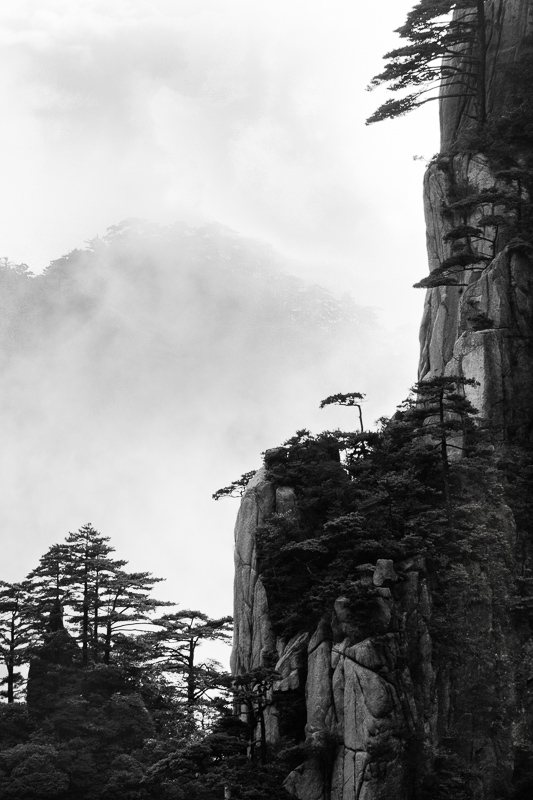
[
  {"left": 2, "top": 222, "right": 374, "bottom": 606},
  {"left": 0, "top": 1, "right": 440, "bottom": 621}
]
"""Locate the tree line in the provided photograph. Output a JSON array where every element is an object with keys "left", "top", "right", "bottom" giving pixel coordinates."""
[
  {"left": 367, "top": 0, "right": 488, "bottom": 127},
  {"left": 0, "top": 526, "right": 297, "bottom": 799},
  {"left": 0, "top": 524, "right": 231, "bottom": 708}
]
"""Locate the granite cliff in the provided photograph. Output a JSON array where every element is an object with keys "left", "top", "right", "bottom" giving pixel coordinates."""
[{"left": 231, "top": 2, "right": 533, "bottom": 798}]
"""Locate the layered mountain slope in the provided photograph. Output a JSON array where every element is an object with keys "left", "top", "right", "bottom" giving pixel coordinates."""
[{"left": 232, "top": 2, "right": 533, "bottom": 799}]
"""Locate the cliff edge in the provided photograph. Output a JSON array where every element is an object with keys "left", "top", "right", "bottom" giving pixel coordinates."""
[{"left": 232, "top": 2, "right": 533, "bottom": 798}]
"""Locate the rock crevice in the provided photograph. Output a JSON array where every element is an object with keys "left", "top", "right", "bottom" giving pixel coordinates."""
[{"left": 231, "top": 2, "right": 533, "bottom": 797}]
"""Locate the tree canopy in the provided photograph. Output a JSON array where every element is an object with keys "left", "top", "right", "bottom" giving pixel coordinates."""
[
  {"left": 0, "top": 526, "right": 246, "bottom": 800},
  {"left": 367, "top": 0, "right": 487, "bottom": 126}
]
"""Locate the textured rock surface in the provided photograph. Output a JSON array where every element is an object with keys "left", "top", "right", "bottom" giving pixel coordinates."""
[
  {"left": 232, "top": 470, "right": 518, "bottom": 799},
  {"left": 419, "top": 155, "right": 533, "bottom": 441},
  {"left": 231, "top": 468, "right": 307, "bottom": 742},
  {"left": 231, "top": 468, "right": 277, "bottom": 677},
  {"left": 421, "top": 0, "right": 533, "bottom": 441},
  {"left": 231, "top": 3, "right": 533, "bottom": 798},
  {"left": 232, "top": 471, "right": 436, "bottom": 799},
  {"left": 441, "top": 0, "right": 533, "bottom": 151}
]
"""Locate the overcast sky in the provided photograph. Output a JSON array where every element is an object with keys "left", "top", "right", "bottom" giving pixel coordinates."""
[{"left": 0, "top": 1, "right": 440, "bottom": 640}]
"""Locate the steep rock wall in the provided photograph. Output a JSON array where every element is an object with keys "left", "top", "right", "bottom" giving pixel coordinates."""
[
  {"left": 419, "top": 153, "right": 533, "bottom": 441},
  {"left": 232, "top": 467, "right": 434, "bottom": 799},
  {"left": 231, "top": 467, "right": 306, "bottom": 742},
  {"left": 231, "top": 2, "right": 533, "bottom": 798},
  {"left": 232, "top": 465, "right": 519, "bottom": 799},
  {"left": 440, "top": 0, "right": 533, "bottom": 151}
]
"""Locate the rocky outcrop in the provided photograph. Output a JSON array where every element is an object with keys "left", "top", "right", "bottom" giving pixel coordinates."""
[
  {"left": 231, "top": 2, "right": 533, "bottom": 798},
  {"left": 284, "top": 561, "right": 433, "bottom": 800},
  {"left": 232, "top": 471, "right": 433, "bottom": 798},
  {"left": 419, "top": 153, "right": 533, "bottom": 440},
  {"left": 231, "top": 468, "right": 278, "bottom": 676},
  {"left": 441, "top": 0, "right": 533, "bottom": 151},
  {"left": 232, "top": 467, "right": 519, "bottom": 799},
  {"left": 231, "top": 466, "right": 307, "bottom": 742},
  {"left": 420, "top": 0, "right": 533, "bottom": 442}
]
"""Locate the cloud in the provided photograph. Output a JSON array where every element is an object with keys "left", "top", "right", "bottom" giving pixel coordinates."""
[
  {"left": 0, "top": 223, "right": 382, "bottom": 611},
  {"left": 0, "top": 0, "right": 438, "bottom": 292},
  {"left": 0, "top": 1, "right": 441, "bottom": 622}
]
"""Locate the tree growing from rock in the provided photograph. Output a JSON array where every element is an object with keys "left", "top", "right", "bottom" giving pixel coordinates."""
[
  {"left": 367, "top": 0, "right": 488, "bottom": 127},
  {"left": 413, "top": 176, "right": 532, "bottom": 289},
  {"left": 406, "top": 374, "right": 480, "bottom": 503},
  {"left": 232, "top": 667, "right": 280, "bottom": 765},
  {"left": 212, "top": 471, "right": 256, "bottom": 501},
  {"left": 319, "top": 391, "right": 365, "bottom": 432}
]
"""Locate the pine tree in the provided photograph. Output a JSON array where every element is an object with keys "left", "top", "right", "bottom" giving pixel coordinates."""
[
  {"left": 367, "top": 0, "right": 488, "bottom": 127},
  {"left": 406, "top": 375, "right": 480, "bottom": 504},
  {"left": 154, "top": 610, "right": 232, "bottom": 718},
  {"left": 99, "top": 569, "right": 169, "bottom": 665},
  {"left": 232, "top": 667, "right": 279, "bottom": 764},
  {"left": 212, "top": 471, "right": 256, "bottom": 501},
  {"left": 319, "top": 391, "right": 365, "bottom": 432},
  {"left": 26, "top": 543, "right": 72, "bottom": 623},
  {"left": 0, "top": 581, "right": 36, "bottom": 702},
  {"left": 64, "top": 524, "right": 121, "bottom": 666}
]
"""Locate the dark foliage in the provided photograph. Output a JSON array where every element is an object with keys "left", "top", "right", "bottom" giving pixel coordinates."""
[
  {"left": 367, "top": 1, "right": 486, "bottom": 127},
  {"left": 0, "top": 528, "right": 276, "bottom": 800},
  {"left": 212, "top": 471, "right": 257, "bottom": 501},
  {"left": 258, "top": 377, "right": 484, "bottom": 638}
]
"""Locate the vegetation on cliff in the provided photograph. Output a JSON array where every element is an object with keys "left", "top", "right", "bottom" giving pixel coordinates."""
[
  {"left": 236, "top": 372, "right": 533, "bottom": 797},
  {"left": 0, "top": 527, "right": 294, "bottom": 800},
  {"left": 367, "top": 0, "right": 488, "bottom": 126},
  {"left": 221, "top": 3, "right": 533, "bottom": 798},
  {"left": 256, "top": 376, "right": 485, "bottom": 639},
  {"left": 370, "top": 0, "right": 533, "bottom": 293}
]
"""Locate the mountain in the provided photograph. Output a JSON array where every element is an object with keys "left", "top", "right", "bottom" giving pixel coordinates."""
[
  {"left": 0, "top": 219, "right": 372, "bottom": 604},
  {"left": 230, "top": 3, "right": 533, "bottom": 798}
]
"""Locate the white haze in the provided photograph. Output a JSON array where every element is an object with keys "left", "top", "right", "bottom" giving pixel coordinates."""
[{"left": 0, "top": 1, "right": 440, "bottom": 623}]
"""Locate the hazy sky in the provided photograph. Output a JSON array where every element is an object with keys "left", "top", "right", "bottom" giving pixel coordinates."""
[{"left": 0, "top": 1, "right": 440, "bottom": 637}]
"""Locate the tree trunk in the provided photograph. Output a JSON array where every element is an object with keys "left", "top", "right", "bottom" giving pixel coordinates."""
[
  {"left": 104, "top": 620, "right": 112, "bottom": 665},
  {"left": 258, "top": 703, "right": 267, "bottom": 765},
  {"left": 187, "top": 640, "right": 196, "bottom": 712},
  {"left": 6, "top": 661, "right": 14, "bottom": 704},
  {"left": 247, "top": 701, "right": 256, "bottom": 762},
  {"left": 439, "top": 389, "right": 451, "bottom": 507},
  {"left": 93, "top": 571, "right": 100, "bottom": 661},
  {"left": 7, "top": 614, "right": 16, "bottom": 703},
  {"left": 356, "top": 404, "right": 364, "bottom": 433},
  {"left": 82, "top": 582, "right": 89, "bottom": 667}
]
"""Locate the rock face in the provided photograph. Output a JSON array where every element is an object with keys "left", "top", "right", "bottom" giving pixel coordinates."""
[
  {"left": 440, "top": 0, "right": 533, "bottom": 152},
  {"left": 231, "top": 3, "right": 533, "bottom": 798},
  {"left": 232, "top": 467, "right": 518, "bottom": 799},
  {"left": 419, "top": 152, "right": 533, "bottom": 441},
  {"left": 423, "top": 0, "right": 533, "bottom": 438},
  {"left": 232, "top": 471, "right": 431, "bottom": 798},
  {"left": 285, "top": 568, "right": 433, "bottom": 800},
  {"left": 232, "top": 466, "right": 312, "bottom": 743}
]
